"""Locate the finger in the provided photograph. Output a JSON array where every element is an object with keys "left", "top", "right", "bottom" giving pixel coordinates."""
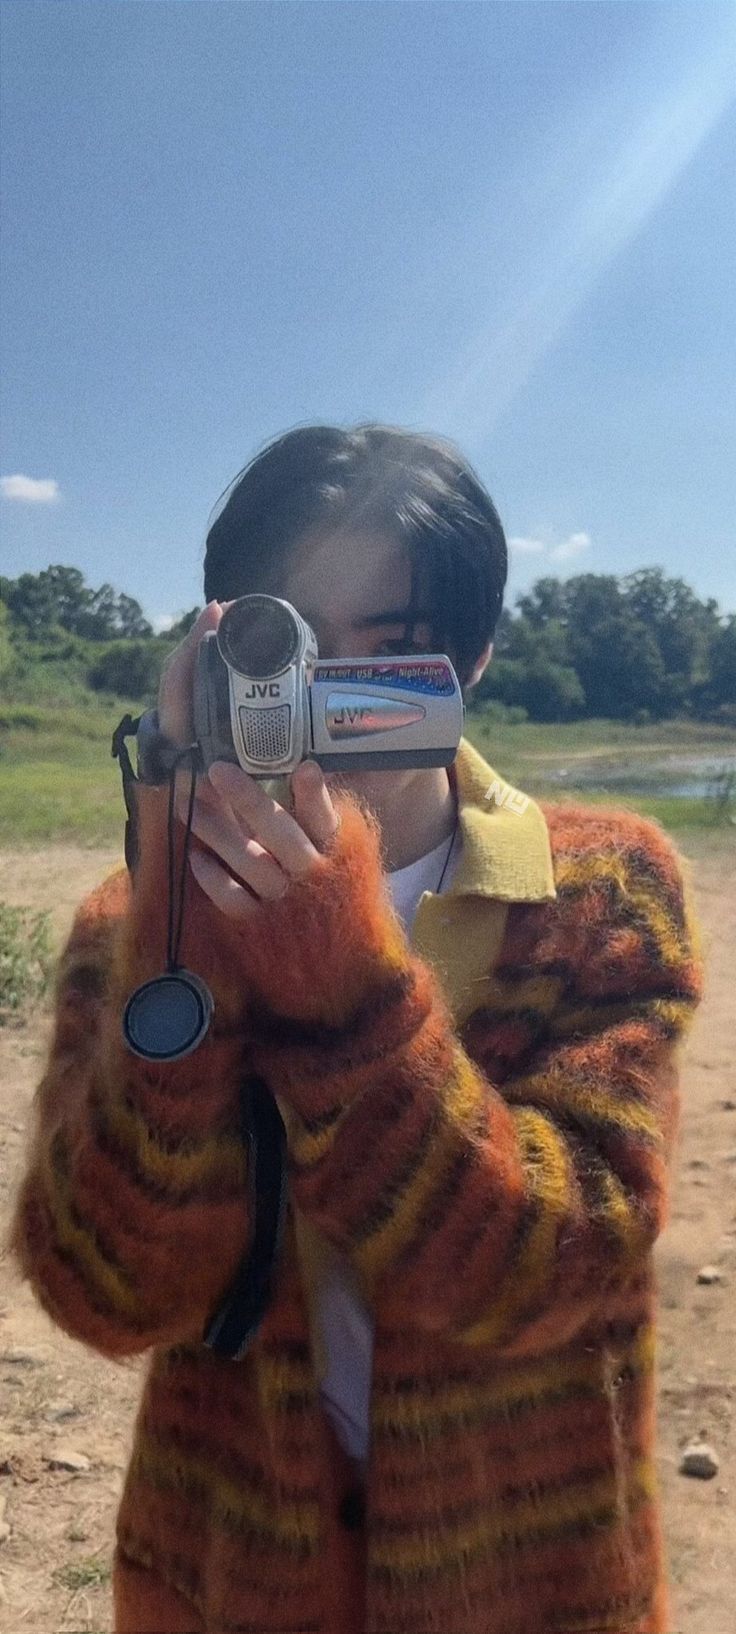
[
  {"left": 291, "top": 760, "right": 340, "bottom": 853},
  {"left": 206, "top": 761, "right": 321, "bottom": 879},
  {"left": 175, "top": 787, "right": 289, "bottom": 900},
  {"left": 159, "top": 601, "right": 223, "bottom": 747},
  {"left": 189, "top": 848, "right": 258, "bottom": 922}
]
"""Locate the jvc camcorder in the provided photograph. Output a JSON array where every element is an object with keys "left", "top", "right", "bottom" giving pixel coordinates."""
[{"left": 193, "top": 594, "right": 463, "bottom": 777}]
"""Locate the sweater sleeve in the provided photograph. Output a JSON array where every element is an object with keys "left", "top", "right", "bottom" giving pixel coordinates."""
[
  {"left": 9, "top": 782, "right": 253, "bottom": 1360},
  {"left": 229, "top": 796, "right": 703, "bottom": 1355}
]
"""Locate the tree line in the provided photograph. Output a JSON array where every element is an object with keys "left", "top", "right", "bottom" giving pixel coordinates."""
[
  {"left": 1, "top": 563, "right": 734, "bottom": 723},
  {"left": 0, "top": 566, "right": 198, "bottom": 702},
  {"left": 473, "top": 569, "right": 735, "bottom": 723}
]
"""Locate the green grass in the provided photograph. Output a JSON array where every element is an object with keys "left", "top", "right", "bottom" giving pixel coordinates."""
[
  {"left": 51, "top": 1556, "right": 111, "bottom": 1591},
  {"left": 0, "top": 701, "right": 734, "bottom": 844},
  {"left": 466, "top": 711, "right": 736, "bottom": 764},
  {"left": 0, "top": 900, "right": 53, "bottom": 1022},
  {"left": 0, "top": 698, "right": 139, "bottom": 845}
]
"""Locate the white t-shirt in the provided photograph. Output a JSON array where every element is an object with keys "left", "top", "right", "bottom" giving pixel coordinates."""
[{"left": 314, "top": 824, "right": 462, "bottom": 1466}]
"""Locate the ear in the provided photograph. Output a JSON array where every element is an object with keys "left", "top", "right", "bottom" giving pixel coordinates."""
[{"left": 465, "top": 640, "right": 493, "bottom": 691}]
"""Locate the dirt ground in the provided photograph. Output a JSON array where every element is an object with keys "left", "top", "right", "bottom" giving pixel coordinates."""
[{"left": 0, "top": 835, "right": 734, "bottom": 1634}]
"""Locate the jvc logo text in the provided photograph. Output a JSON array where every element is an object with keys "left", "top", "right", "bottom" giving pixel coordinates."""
[
  {"left": 243, "top": 682, "right": 281, "bottom": 699},
  {"left": 334, "top": 705, "right": 369, "bottom": 725}
]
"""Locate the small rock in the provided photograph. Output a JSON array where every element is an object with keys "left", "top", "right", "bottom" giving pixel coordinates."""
[
  {"left": 679, "top": 1441, "right": 719, "bottom": 1479},
  {"left": 697, "top": 1265, "right": 725, "bottom": 1285},
  {"left": 687, "top": 1158, "right": 710, "bottom": 1170},
  {"left": 0, "top": 1348, "right": 44, "bottom": 1369},
  {"left": 46, "top": 1448, "right": 90, "bottom": 1474},
  {"left": 722, "top": 1151, "right": 736, "bottom": 1163},
  {"left": 720, "top": 1098, "right": 736, "bottom": 1111},
  {"left": 0, "top": 1522, "right": 9, "bottom": 1546},
  {"left": 43, "top": 1400, "right": 81, "bottom": 1424}
]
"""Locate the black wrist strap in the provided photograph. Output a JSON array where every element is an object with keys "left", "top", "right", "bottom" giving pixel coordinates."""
[
  {"left": 203, "top": 1074, "right": 288, "bottom": 1360},
  {"left": 111, "top": 713, "right": 144, "bottom": 871},
  {"left": 111, "top": 712, "right": 288, "bottom": 1358}
]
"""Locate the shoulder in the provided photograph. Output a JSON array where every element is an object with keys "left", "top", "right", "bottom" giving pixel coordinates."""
[
  {"left": 539, "top": 799, "right": 690, "bottom": 918},
  {"left": 499, "top": 802, "right": 700, "bottom": 993},
  {"left": 69, "top": 865, "right": 131, "bottom": 938},
  {"left": 56, "top": 865, "right": 131, "bottom": 995}
]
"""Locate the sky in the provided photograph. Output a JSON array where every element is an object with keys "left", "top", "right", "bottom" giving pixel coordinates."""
[{"left": 1, "top": 0, "right": 735, "bottom": 632}]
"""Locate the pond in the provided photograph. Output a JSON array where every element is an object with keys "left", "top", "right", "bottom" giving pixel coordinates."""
[{"left": 542, "top": 753, "right": 736, "bottom": 801}]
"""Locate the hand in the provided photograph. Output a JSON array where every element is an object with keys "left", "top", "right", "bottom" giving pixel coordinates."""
[
  {"left": 178, "top": 758, "right": 340, "bottom": 920},
  {"left": 158, "top": 600, "right": 234, "bottom": 750}
]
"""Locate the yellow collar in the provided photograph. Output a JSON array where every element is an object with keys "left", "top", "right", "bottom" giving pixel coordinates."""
[{"left": 448, "top": 736, "right": 556, "bottom": 903}]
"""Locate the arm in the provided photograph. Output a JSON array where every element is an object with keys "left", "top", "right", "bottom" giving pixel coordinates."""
[
  {"left": 9, "top": 782, "right": 253, "bottom": 1359},
  {"left": 230, "top": 798, "right": 702, "bottom": 1356}
]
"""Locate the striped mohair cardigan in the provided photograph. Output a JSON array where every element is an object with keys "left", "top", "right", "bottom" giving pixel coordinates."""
[{"left": 10, "top": 738, "right": 702, "bottom": 1634}]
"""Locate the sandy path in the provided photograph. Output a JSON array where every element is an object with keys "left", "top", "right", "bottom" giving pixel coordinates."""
[{"left": 0, "top": 837, "right": 734, "bottom": 1633}]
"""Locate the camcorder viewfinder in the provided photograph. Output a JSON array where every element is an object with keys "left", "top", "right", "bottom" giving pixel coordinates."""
[{"left": 193, "top": 594, "right": 464, "bottom": 778}]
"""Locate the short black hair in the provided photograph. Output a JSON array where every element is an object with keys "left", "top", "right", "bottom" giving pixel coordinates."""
[{"left": 203, "top": 422, "right": 507, "bottom": 686}]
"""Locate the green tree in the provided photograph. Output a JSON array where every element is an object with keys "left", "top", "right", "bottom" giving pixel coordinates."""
[
  {"left": 0, "top": 600, "right": 14, "bottom": 679},
  {"left": 516, "top": 577, "right": 570, "bottom": 628},
  {"left": 572, "top": 613, "right": 667, "bottom": 719},
  {"left": 42, "top": 566, "right": 94, "bottom": 632},
  {"left": 116, "top": 593, "right": 153, "bottom": 638},
  {"left": 709, "top": 616, "right": 736, "bottom": 706},
  {"left": 1, "top": 566, "right": 153, "bottom": 641},
  {"left": 3, "top": 572, "right": 58, "bottom": 637},
  {"left": 621, "top": 568, "right": 719, "bottom": 707},
  {"left": 165, "top": 607, "right": 202, "bottom": 642},
  {"left": 88, "top": 641, "right": 164, "bottom": 700}
]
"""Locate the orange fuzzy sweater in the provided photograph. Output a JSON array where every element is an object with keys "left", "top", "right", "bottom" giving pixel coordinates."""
[{"left": 10, "top": 741, "right": 702, "bottom": 1634}]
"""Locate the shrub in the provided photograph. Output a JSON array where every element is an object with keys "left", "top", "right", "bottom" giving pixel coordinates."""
[
  {"left": 0, "top": 902, "right": 54, "bottom": 1023},
  {"left": 705, "top": 767, "right": 736, "bottom": 826},
  {"left": 88, "top": 640, "right": 164, "bottom": 700}
]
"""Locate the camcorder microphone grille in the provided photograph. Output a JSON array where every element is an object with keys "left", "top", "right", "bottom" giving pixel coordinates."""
[{"left": 240, "top": 704, "right": 292, "bottom": 763}]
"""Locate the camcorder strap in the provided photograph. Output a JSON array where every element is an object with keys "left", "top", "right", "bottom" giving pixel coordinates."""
[
  {"left": 111, "top": 712, "right": 143, "bottom": 871},
  {"left": 203, "top": 1074, "right": 288, "bottom": 1360},
  {"left": 111, "top": 712, "right": 287, "bottom": 1357}
]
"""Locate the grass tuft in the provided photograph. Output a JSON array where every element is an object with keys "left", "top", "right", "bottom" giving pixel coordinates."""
[
  {"left": 0, "top": 901, "right": 54, "bottom": 1023},
  {"left": 51, "top": 1556, "right": 111, "bottom": 1590}
]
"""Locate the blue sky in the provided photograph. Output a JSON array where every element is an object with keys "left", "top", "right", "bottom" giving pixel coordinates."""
[{"left": 2, "top": 0, "right": 735, "bottom": 630}]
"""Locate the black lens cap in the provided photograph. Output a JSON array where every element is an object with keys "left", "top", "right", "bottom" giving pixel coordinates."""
[{"left": 123, "top": 971, "right": 214, "bottom": 1062}]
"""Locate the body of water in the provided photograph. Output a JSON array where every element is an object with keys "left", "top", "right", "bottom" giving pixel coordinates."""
[{"left": 543, "top": 753, "right": 736, "bottom": 801}]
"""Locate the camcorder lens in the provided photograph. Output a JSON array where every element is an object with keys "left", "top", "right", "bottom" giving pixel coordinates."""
[{"left": 218, "top": 596, "right": 300, "bottom": 679}]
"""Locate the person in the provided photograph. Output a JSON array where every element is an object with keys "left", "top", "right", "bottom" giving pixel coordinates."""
[{"left": 10, "top": 424, "right": 702, "bottom": 1634}]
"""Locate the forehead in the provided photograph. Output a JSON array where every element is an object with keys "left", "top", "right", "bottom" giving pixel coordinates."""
[{"left": 282, "top": 529, "right": 412, "bottom": 625}]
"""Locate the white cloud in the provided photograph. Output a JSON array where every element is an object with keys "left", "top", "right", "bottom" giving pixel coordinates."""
[
  {"left": 151, "top": 613, "right": 175, "bottom": 634},
  {"left": 550, "top": 530, "right": 591, "bottom": 562},
  {"left": 509, "top": 534, "right": 547, "bottom": 555},
  {"left": 510, "top": 529, "right": 592, "bottom": 564},
  {"left": 1, "top": 473, "right": 60, "bottom": 504}
]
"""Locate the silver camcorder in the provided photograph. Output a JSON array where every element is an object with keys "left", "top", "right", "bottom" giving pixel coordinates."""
[{"left": 193, "top": 594, "right": 464, "bottom": 777}]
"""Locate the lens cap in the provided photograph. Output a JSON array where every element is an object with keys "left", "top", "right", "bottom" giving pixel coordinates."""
[{"left": 123, "top": 970, "right": 214, "bottom": 1062}]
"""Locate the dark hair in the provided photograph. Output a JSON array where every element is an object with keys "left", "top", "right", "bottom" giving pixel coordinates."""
[{"left": 203, "top": 423, "right": 507, "bottom": 686}]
